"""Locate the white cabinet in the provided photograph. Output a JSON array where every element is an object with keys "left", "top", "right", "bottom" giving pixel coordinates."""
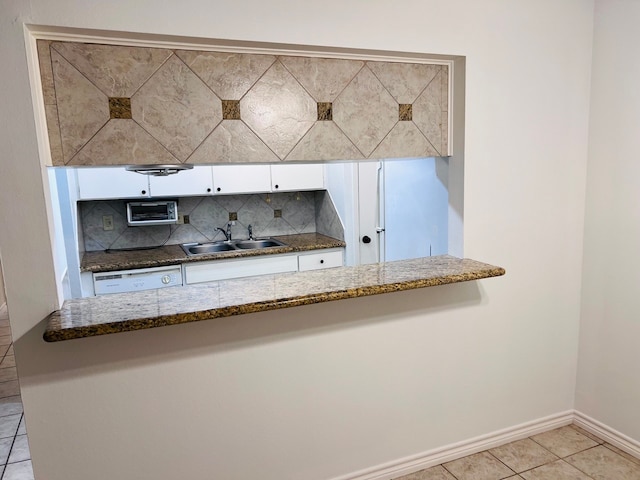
[
  {"left": 298, "top": 249, "right": 344, "bottom": 271},
  {"left": 77, "top": 168, "right": 149, "bottom": 200},
  {"left": 271, "top": 164, "right": 324, "bottom": 192},
  {"left": 184, "top": 247, "right": 344, "bottom": 284},
  {"left": 212, "top": 165, "right": 271, "bottom": 195},
  {"left": 149, "top": 166, "right": 213, "bottom": 197},
  {"left": 185, "top": 254, "right": 298, "bottom": 284}
]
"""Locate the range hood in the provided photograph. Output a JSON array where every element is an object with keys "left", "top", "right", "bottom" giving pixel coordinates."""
[{"left": 125, "top": 164, "right": 194, "bottom": 177}]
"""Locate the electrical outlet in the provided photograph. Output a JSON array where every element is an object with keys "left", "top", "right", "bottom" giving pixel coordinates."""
[{"left": 102, "top": 215, "right": 114, "bottom": 231}]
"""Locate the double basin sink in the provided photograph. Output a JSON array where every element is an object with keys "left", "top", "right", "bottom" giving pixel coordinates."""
[{"left": 181, "top": 238, "right": 287, "bottom": 256}]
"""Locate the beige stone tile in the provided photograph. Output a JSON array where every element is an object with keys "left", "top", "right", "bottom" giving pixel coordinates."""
[
  {"left": 6, "top": 346, "right": 12, "bottom": 356},
  {"left": 0, "top": 368, "right": 17, "bottom": 384},
  {"left": 52, "top": 41, "right": 172, "bottom": 97},
  {"left": 443, "top": 451, "right": 514, "bottom": 480},
  {"left": 569, "top": 424, "right": 605, "bottom": 445},
  {"left": 0, "top": 381, "right": 20, "bottom": 400},
  {"left": 490, "top": 438, "right": 558, "bottom": 473},
  {"left": 241, "top": 61, "right": 316, "bottom": 159},
  {"left": 0, "top": 357, "right": 16, "bottom": 369},
  {"left": 369, "top": 121, "right": 439, "bottom": 159},
  {"left": 520, "top": 459, "right": 591, "bottom": 479},
  {"left": 531, "top": 426, "right": 598, "bottom": 458},
  {"left": 0, "top": 327, "right": 11, "bottom": 337},
  {"left": 566, "top": 445, "right": 640, "bottom": 479},
  {"left": 367, "top": 61, "right": 441, "bottom": 104},
  {"left": 0, "top": 397, "right": 21, "bottom": 417},
  {"left": 51, "top": 50, "right": 110, "bottom": 162},
  {"left": 188, "top": 120, "right": 279, "bottom": 164},
  {"left": 44, "top": 104, "right": 64, "bottom": 165},
  {"left": 70, "top": 119, "right": 178, "bottom": 166},
  {"left": 36, "top": 40, "right": 56, "bottom": 105},
  {"left": 286, "top": 122, "right": 364, "bottom": 161},
  {"left": 131, "top": 55, "right": 222, "bottom": 161},
  {"left": 603, "top": 443, "right": 640, "bottom": 466},
  {"left": 176, "top": 50, "right": 275, "bottom": 99},
  {"left": 0, "top": 346, "right": 8, "bottom": 359},
  {"left": 413, "top": 69, "right": 447, "bottom": 157},
  {"left": 280, "top": 56, "right": 363, "bottom": 102},
  {"left": 0, "top": 337, "right": 11, "bottom": 347},
  {"left": 394, "top": 464, "right": 456, "bottom": 480},
  {"left": 440, "top": 66, "right": 449, "bottom": 155},
  {"left": 333, "top": 66, "right": 398, "bottom": 157}
]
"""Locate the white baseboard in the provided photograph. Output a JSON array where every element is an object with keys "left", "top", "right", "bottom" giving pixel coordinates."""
[
  {"left": 330, "top": 411, "right": 574, "bottom": 480},
  {"left": 573, "top": 410, "right": 640, "bottom": 460}
]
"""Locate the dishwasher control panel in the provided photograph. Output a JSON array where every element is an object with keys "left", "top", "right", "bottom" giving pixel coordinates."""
[{"left": 93, "top": 265, "right": 183, "bottom": 295}]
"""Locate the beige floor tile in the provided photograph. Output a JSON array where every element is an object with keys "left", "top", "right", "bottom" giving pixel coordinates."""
[
  {"left": 7, "top": 345, "right": 13, "bottom": 355},
  {"left": 490, "top": 438, "right": 558, "bottom": 473},
  {"left": 0, "top": 397, "right": 22, "bottom": 417},
  {"left": 0, "top": 381, "right": 20, "bottom": 399},
  {"left": 0, "top": 336, "right": 12, "bottom": 346},
  {"left": 520, "top": 459, "right": 591, "bottom": 479},
  {"left": 566, "top": 444, "right": 640, "bottom": 479},
  {"left": 8, "top": 434, "right": 30, "bottom": 464},
  {"left": 0, "top": 367, "right": 17, "bottom": 383},
  {"left": 604, "top": 443, "right": 640, "bottom": 466},
  {"left": 443, "top": 451, "right": 514, "bottom": 480},
  {"left": 0, "top": 345, "right": 9, "bottom": 358},
  {"left": 0, "top": 413, "right": 20, "bottom": 439},
  {"left": 0, "top": 327, "right": 11, "bottom": 337},
  {"left": 3, "top": 459, "right": 34, "bottom": 480},
  {"left": 1, "top": 356, "right": 16, "bottom": 369},
  {"left": 395, "top": 465, "right": 456, "bottom": 480},
  {"left": 531, "top": 426, "right": 598, "bottom": 457},
  {"left": 569, "top": 424, "right": 605, "bottom": 445}
]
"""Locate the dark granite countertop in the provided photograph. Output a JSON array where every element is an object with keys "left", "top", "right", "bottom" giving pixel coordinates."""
[
  {"left": 81, "top": 233, "right": 346, "bottom": 273},
  {"left": 44, "top": 255, "right": 505, "bottom": 342}
]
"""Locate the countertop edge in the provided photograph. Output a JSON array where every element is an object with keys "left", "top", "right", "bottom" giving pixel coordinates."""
[{"left": 43, "top": 258, "right": 505, "bottom": 342}]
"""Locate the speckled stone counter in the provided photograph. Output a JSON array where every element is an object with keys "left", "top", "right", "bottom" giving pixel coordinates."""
[
  {"left": 81, "top": 233, "right": 346, "bottom": 273},
  {"left": 44, "top": 255, "right": 505, "bottom": 342}
]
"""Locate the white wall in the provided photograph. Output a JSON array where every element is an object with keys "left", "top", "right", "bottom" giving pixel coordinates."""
[
  {"left": 0, "top": 1, "right": 595, "bottom": 479},
  {"left": 576, "top": 0, "right": 640, "bottom": 441}
]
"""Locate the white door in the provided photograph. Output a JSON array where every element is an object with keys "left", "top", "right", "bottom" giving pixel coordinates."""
[
  {"left": 271, "top": 164, "right": 324, "bottom": 192},
  {"left": 357, "top": 161, "right": 383, "bottom": 264},
  {"left": 212, "top": 165, "right": 271, "bottom": 194},
  {"left": 149, "top": 166, "right": 214, "bottom": 197},
  {"left": 77, "top": 167, "right": 149, "bottom": 200}
]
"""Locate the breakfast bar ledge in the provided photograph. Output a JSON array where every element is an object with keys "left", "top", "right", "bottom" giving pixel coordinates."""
[{"left": 43, "top": 255, "right": 505, "bottom": 342}]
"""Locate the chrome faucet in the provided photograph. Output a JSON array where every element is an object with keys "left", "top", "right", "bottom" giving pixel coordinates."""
[
  {"left": 216, "top": 222, "right": 232, "bottom": 241},
  {"left": 247, "top": 224, "right": 254, "bottom": 240}
]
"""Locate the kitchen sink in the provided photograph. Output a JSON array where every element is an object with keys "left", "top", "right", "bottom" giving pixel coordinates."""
[
  {"left": 181, "top": 238, "right": 287, "bottom": 256},
  {"left": 233, "top": 239, "right": 286, "bottom": 250}
]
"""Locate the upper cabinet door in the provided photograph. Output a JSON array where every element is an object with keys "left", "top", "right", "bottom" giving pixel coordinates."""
[
  {"left": 271, "top": 164, "right": 325, "bottom": 192},
  {"left": 149, "top": 166, "right": 214, "bottom": 197},
  {"left": 77, "top": 168, "right": 149, "bottom": 200},
  {"left": 212, "top": 165, "right": 271, "bottom": 195}
]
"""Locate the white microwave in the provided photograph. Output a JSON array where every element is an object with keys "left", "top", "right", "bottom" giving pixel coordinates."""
[{"left": 126, "top": 200, "right": 178, "bottom": 226}]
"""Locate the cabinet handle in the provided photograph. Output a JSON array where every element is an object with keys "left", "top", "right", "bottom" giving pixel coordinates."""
[
  {"left": 141, "top": 190, "right": 146, "bottom": 195},
  {"left": 216, "top": 187, "right": 221, "bottom": 192},
  {"left": 320, "top": 259, "right": 324, "bottom": 264},
  {"left": 362, "top": 235, "right": 371, "bottom": 244},
  {"left": 274, "top": 184, "right": 279, "bottom": 189},
  {"left": 207, "top": 188, "right": 212, "bottom": 193}
]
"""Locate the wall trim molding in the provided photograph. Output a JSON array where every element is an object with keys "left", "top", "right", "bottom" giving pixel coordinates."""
[
  {"left": 573, "top": 410, "right": 640, "bottom": 460},
  {"left": 330, "top": 411, "right": 574, "bottom": 480}
]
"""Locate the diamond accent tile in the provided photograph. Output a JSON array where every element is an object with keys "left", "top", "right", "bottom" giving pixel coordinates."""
[
  {"left": 399, "top": 104, "right": 413, "bottom": 121},
  {"left": 367, "top": 61, "right": 441, "bottom": 104},
  {"left": 369, "top": 122, "right": 438, "bottom": 159},
  {"left": 176, "top": 50, "right": 276, "bottom": 99},
  {"left": 241, "top": 61, "right": 316, "bottom": 159},
  {"left": 132, "top": 55, "right": 222, "bottom": 161},
  {"left": 51, "top": 50, "right": 110, "bottom": 163},
  {"left": 51, "top": 42, "right": 173, "bottom": 97},
  {"left": 109, "top": 97, "right": 132, "bottom": 119},
  {"left": 317, "top": 102, "right": 332, "bottom": 121},
  {"left": 333, "top": 66, "right": 398, "bottom": 157},
  {"left": 69, "top": 120, "right": 178, "bottom": 166},
  {"left": 286, "top": 122, "right": 363, "bottom": 161},
  {"left": 280, "top": 56, "right": 364, "bottom": 101},
  {"left": 413, "top": 69, "right": 447, "bottom": 156},
  {"left": 188, "top": 120, "right": 279, "bottom": 164},
  {"left": 222, "top": 100, "right": 241, "bottom": 120}
]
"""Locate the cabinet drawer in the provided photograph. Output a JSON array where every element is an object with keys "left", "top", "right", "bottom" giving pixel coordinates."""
[
  {"left": 298, "top": 250, "right": 343, "bottom": 271},
  {"left": 185, "top": 254, "right": 298, "bottom": 284}
]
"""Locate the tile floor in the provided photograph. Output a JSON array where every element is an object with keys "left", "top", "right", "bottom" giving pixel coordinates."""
[
  {"left": 396, "top": 424, "right": 640, "bottom": 480},
  {"left": 0, "top": 304, "right": 639, "bottom": 480},
  {"left": 0, "top": 304, "right": 33, "bottom": 480}
]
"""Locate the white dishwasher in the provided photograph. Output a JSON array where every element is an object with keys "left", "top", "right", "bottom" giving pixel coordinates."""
[{"left": 93, "top": 265, "right": 183, "bottom": 295}]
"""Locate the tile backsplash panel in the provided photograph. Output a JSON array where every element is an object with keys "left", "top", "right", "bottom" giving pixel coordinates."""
[
  {"left": 38, "top": 40, "right": 449, "bottom": 166},
  {"left": 80, "top": 191, "right": 344, "bottom": 251}
]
